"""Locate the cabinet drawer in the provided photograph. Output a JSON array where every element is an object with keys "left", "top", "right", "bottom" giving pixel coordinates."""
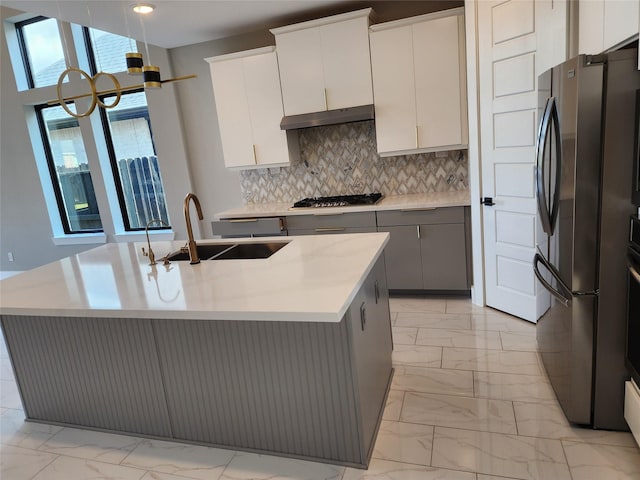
[
  {"left": 286, "top": 211, "right": 377, "bottom": 230},
  {"left": 376, "top": 207, "right": 464, "bottom": 226},
  {"left": 212, "top": 217, "right": 285, "bottom": 237}
]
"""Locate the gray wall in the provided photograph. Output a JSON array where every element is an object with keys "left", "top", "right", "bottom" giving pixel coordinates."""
[{"left": 0, "top": 1, "right": 463, "bottom": 272}]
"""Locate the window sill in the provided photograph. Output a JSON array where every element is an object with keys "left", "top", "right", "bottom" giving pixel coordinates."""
[
  {"left": 52, "top": 233, "right": 108, "bottom": 246},
  {"left": 114, "top": 230, "right": 175, "bottom": 243}
]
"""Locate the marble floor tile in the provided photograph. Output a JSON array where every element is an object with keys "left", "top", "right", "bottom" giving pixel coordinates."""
[
  {"left": 389, "top": 297, "right": 447, "bottom": 314},
  {"left": 499, "top": 331, "right": 539, "bottom": 352},
  {"left": 0, "top": 444, "right": 57, "bottom": 480},
  {"left": 142, "top": 471, "right": 194, "bottom": 480},
  {"left": 40, "top": 427, "right": 142, "bottom": 464},
  {"left": 432, "top": 427, "right": 571, "bottom": 480},
  {"left": 514, "top": 402, "right": 638, "bottom": 447},
  {"left": 32, "top": 455, "right": 146, "bottom": 480},
  {"left": 442, "top": 348, "right": 544, "bottom": 375},
  {"left": 122, "top": 439, "right": 235, "bottom": 480},
  {"left": 478, "top": 476, "right": 524, "bottom": 480},
  {"left": 392, "top": 345, "right": 442, "bottom": 368},
  {"left": 401, "top": 392, "right": 517, "bottom": 434},
  {"left": 372, "top": 421, "right": 433, "bottom": 466},
  {"left": 395, "top": 312, "right": 471, "bottom": 330},
  {"left": 0, "top": 379, "right": 23, "bottom": 409},
  {"left": 392, "top": 327, "right": 418, "bottom": 345},
  {"left": 470, "top": 313, "right": 536, "bottom": 333},
  {"left": 382, "top": 390, "right": 404, "bottom": 421},
  {"left": 392, "top": 366, "right": 473, "bottom": 397},
  {"left": 562, "top": 441, "right": 640, "bottom": 480},
  {"left": 473, "top": 371, "right": 558, "bottom": 404},
  {"left": 0, "top": 409, "right": 62, "bottom": 449},
  {"left": 342, "top": 458, "right": 475, "bottom": 480},
  {"left": 416, "top": 328, "right": 502, "bottom": 350},
  {"left": 218, "top": 452, "right": 343, "bottom": 480},
  {"left": 444, "top": 298, "right": 485, "bottom": 314}
]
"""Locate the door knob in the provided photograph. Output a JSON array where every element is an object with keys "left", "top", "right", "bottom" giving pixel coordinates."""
[{"left": 481, "top": 197, "right": 495, "bottom": 206}]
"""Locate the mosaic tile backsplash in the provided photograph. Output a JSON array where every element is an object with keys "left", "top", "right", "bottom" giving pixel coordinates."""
[{"left": 239, "top": 120, "right": 468, "bottom": 204}]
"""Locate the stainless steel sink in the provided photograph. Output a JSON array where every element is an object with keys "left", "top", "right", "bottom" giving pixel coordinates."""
[
  {"left": 214, "top": 242, "right": 287, "bottom": 260},
  {"left": 165, "top": 241, "right": 287, "bottom": 262}
]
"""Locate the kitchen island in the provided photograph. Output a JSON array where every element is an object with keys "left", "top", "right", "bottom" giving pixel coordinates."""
[{"left": 0, "top": 233, "right": 392, "bottom": 468}]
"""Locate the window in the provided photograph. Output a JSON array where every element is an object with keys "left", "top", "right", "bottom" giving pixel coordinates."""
[
  {"left": 100, "top": 91, "right": 170, "bottom": 230},
  {"left": 86, "top": 27, "right": 137, "bottom": 74},
  {"left": 10, "top": 15, "right": 172, "bottom": 237},
  {"left": 36, "top": 103, "right": 103, "bottom": 233},
  {"left": 16, "top": 16, "right": 67, "bottom": 89}
]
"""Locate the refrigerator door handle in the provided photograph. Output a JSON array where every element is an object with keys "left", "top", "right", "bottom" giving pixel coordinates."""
[
  {"left": 630, "top": 263, "right": 640, "bottom": 284},
  {"left": 534, "top": 251, "right": 572, "bottom": 307},
  {"left": 535, "top": 97, "right": 562, "bottom": 235}
]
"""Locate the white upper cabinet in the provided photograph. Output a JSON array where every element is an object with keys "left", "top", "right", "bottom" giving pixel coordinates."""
[
  {"left": 369, "top": 8, "right": 468, "bottom": 157},
  {"left": 271, "top": 9, "right": 374, "bottom": 116},
  {"left": 206, "top": 47, "right": 298, "bottom": 170},
  {"left": 535, "top": 0, "right": 568, "bottom": 76},
  {"left": 579, "top": 0, "right": 639, "bottom": 54}
]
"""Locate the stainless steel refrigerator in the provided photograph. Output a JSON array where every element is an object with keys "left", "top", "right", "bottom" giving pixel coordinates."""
[{"left": 534, "top": 49, "right": 639, "bottom": 430}]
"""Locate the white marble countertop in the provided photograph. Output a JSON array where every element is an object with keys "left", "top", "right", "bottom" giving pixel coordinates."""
[
  {"left": 214, "top": 190, "right": 471, "bottom": 219},
  {"left": 0, "top": 233, "right": 389, "bottom": 323}
]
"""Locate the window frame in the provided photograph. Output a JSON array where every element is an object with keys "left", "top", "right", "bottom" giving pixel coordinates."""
[
  {"left": 34, "top": 103, "right": 103, "bottom": 235},
  {"left": 84, "top": 26, "right": 169, "bottom": 232},
  {"left": 14, "top": 15, "right": 51, "bottom": 89}
]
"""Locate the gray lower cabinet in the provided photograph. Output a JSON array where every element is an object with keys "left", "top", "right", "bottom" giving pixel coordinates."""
[
  {"left": 377, "top": 207, "right": 470, "bottom": 291},
  {"left": 286, "top": 212, "right": 377, "bottom": 235},
  {"left": 0, "top": 257, "right": 392, "bottom": 469},
  {"left": 212, "top": 217, "right": 286, "bottom": 237}
]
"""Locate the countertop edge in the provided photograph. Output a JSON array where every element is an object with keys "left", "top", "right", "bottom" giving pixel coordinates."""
[{"left": 214, "top": 191, "right": 471, "bottom": 220}]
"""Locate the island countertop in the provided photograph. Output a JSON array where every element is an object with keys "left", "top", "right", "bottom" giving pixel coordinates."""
[
  {"left": 214, "top": 190, "right": 470, "bottom": 219},
  {"left": 0, "top": 233, "right": 389, "bottom": 322}
]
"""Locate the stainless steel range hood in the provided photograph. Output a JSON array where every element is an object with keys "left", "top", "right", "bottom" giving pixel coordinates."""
[{"left": 279, "top": 104, "right": 374, "bottom": 130}]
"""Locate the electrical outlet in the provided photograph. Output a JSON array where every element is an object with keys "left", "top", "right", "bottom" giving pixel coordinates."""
[{"left": 7, "top": 252, "right": 14, "bottom": 262}]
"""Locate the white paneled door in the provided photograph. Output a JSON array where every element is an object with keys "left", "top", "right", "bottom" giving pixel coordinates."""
[{"left": 477, "top": 0, "right": 548, "bottom": 322}]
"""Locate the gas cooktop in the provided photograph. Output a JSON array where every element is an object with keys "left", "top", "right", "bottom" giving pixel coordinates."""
[{"left": 292, "top": 193, "right": 383, "bottom": 209}]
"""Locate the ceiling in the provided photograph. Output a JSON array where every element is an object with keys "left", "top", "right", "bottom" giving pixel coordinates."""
[{"left": 1, "top": 1, "right": 462, "bottom": 49}]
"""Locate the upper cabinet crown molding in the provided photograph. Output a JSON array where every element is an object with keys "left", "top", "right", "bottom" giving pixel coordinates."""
[
  {"left": 269, "top": 8, "right": 373, "bottom": 35},
  {"left": 205, "top": 46, "right": 276, "bottom": 64},
  {"left": 272, "top": 8, "right": 374, "bottom": 116},
  {"left": 369, "top": 6, "right": 464, "bottom": 32}
]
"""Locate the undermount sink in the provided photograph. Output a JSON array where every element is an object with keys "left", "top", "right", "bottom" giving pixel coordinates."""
[{"left": 165, "top": 241, "right": 288, "bottom": 262}]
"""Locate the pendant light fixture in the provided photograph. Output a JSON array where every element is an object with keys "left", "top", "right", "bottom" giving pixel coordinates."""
[{"left": 48, "top": 1, "right": 197, "bottom": 117}]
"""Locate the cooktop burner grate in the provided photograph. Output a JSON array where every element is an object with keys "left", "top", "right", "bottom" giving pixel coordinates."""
[{"left": 292, "top": 193, "right": 383, "bottom": 208}]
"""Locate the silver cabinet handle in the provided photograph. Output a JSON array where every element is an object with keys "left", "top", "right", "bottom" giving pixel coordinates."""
[
  {"left": 416, "top": 225, "right": 421, "bottom": 239},
  {"left": 315, "top": 227, "right": 345, "bottom": 232},
  {"left": 252, "top": 144, "right": 257, "bottom": 163},
  {"left": 374, "top": 280, "right": 380, "bottom": 304},
  {"left": 323, "top": 88, "right": 328, "bottom": 111},
  {"left": 360, "top": 301, "right": 366, "bottom": 331}
]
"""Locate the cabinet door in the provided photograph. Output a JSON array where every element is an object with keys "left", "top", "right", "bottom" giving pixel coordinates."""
[
  {"left": 243, "top": 52, "right": 289, "bottom": 166},
  {"left": 346, "top": 256, "right": 392, "bottom": 458},
  {"left": 377, "top": 226, "right": 423, "bottom": 290},
  {"left": 321, "top": 16, "right": 373, "bottom": 110},
  {"left": 420, "top": 223, "right": 468, "bottom": 290},
  {"left": 209, "top": 59, "right": 255, "bottom": 168},
  {"left": 275, "top": 28, "right": 326, "bottom": 116},
  {"left": 603, "top": 0, "right": 640, "bottom": 51},
  {"left": 369, "top": 25, "right": 417, "bottom": 154},
  {"left": 579, "top": 0, "right": 604, "bottom": 54},
  {"left": 414, "top": 15, "right": 465, "bottom": 150}
]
